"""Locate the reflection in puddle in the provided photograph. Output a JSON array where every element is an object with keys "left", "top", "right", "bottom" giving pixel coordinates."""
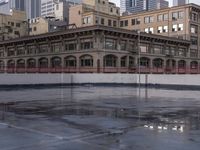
[{"left": 0, "top": 86, "right": 200, "bottom": 150}]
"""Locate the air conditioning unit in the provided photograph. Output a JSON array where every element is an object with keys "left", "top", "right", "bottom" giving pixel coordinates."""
[
  {"left": 158, "top": 30, "right": 160, "bottom": 33},
  {"left": 172, "top": 28, "right": 175, "bottom": 32},
  {"left": 163, "top": 29, "right": 166, "bottom": 32}
]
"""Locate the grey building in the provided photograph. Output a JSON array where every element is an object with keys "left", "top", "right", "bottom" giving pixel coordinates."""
[
  {"left": 25, "top": 0, "right": 41, "bottom": 19},
  {"left": 120, "top": 0, "right": 169, "bottom": 14},
  {"left": 173, "top": 0, "right": 186, "bottom": 6}
]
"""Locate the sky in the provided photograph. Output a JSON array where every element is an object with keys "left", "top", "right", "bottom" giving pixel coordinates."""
[{"left": 110, "top": 0, "right": 200, "bottom": 7}]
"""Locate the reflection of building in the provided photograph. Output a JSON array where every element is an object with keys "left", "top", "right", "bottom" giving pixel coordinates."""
[
  {"left": 69, "top": 0, "right": 120, "bottom": 28},
  {"left": 0, "top": 9, "right": 28, "bottom": 41},
  {"left": 120, "top": 4, "right": 200, "bottom": 59},
  {"left": 0, "top": 25, "right": 195, "bottom": 75},
  {"left": 120, "top": 0, "right": 169, "bottom": 14}
]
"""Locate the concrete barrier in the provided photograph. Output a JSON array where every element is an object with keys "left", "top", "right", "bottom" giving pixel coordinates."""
[{"left": 0, "top": 73, "right": 200, "bottom": 88}]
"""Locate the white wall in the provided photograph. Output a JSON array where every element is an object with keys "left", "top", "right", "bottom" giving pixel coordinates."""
[{"left": 0, "top": 73, "right": 199, "bottom": 86}]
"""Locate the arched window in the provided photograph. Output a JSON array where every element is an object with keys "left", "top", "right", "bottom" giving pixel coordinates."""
[
  {"left": 166, "top": 59, "right": 176, "bottom": 68},
  {"left": 190, "top": 61, "right": 198, "bottom": 69},
  {"left": 153, "top": 58, "right": 164, "bottom": 68},
  {"left": 27, "top": 59, "right": 36, "bottom": 68},
  {"left": 65, "top": 56, "right": 76, "bottom": 67},
  {"left": 104, "top": 55, "right": 117, "bottom": 67},
  {"left": 178, "top": 60, "right": 186, "bottom": 69},
  {"left": 39, "top": 58, "right": 48, "bottom": 68},
  {"left": 7, "top": 60, "right": 15, "bottom": 68},
  {"left": 17, "top": 59, "right": 25, "bottom": 68},
  {"left": 80, "top": 55, "right": 93, "bottom": 67},
  {"left": 51, "top": 57, "right": 61, "bottom": 68},
  {"left": 139, "top": 57, "right": 150, "bottom": 67}
]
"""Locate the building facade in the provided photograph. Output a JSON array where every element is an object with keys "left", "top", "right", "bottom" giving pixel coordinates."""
[
  {"left": 120, "top": 4, "right": 200, "bottom": 59},
  {"left": 29, "top": 17, "right": 67, "bottom": 35},
  {"left": 69, "top": 0, "right": 120, "bottom": 28},
  {"left": 173, "top": 0, "right": 186, "bottom": 6},
  {"left": 1, "top": 25, "right": 198, "bottom": 75},
  {"left": 0, "top": 9, "right": 28, "bottom": 41},
  {"left": 120, "top": 0, "right": 169, "bottom": 14}
]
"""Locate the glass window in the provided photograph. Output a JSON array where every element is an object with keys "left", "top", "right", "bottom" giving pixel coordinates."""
[
  {"left": 83, "top": 16, "right": 91, "bottom": 24},
  {"left": 113, "top": 20, "right": 117, "bottom": 27},
  {"left": 163, "top": 14, "right": 168, "bottom": 21},
  {"left": 191, "top": 13, "right": 198, "bottom": 22},
  {"left": 157, "top": 14, "right": 163, "bottom": 22},
  {"left": 172, "top": 24, "right": 177, "bottom": 32},
  {"left": 149, "top": 27, "right": 154, "bottom": 33},
  {"left": 27, "top": 45, "right": 36, "bottom": 55},
  {"left": 178, "top": 24, "right": 183, "bottom": 31},
  {"left": 158, "top": 26, "right": 162, "bottom": 33},
  {"left": 16, "top": 47, "right": 25, "bottom": 56},
  {"left": 120, "top": 21, "right": 124, "bottom": 27},
  {"left": 172, "top": 12, "right": 178, "bottom": 20},
  {"left": 108, "top": 19, "right": 112, "bottom": 26},
  {"left": 163, "top": 26, "right": 168, "bottom": 32},
  {"left": 120, "top": 40, "right": 127, "bottom": 51},
  {"left": 178, "top": 11, "right": 184, "bottom": 19},
  {"left": 191, "top": 25, "right": 198, "bottom": 34},
  {"left": 140, "top": 44, "right": 148, "bottom": 53},
  {"left": 154, "top": 45, "right": 163, "bottom": 54},
  {"left": 191, "top": 36, "right": 198, "bottom": 45},
  {"left": 105, "top": 38, "right": 117, "bottom": 50},
  {"left": 132, "top": 19, "right": 136, "bottom": 25},
  {"left": 144, "top": 17, "right": 149, "bottom": 24},
  {"left": 39, "top": 44, "right": 48, "bottom": 53},
  {"left": 65, "top": 40, "right": 77, "bottom": 51},
  {"left": 51, "top": 43, "right": 62, "bottom": 53},
  {"left": 178, "top": 48, "right": 186, "bottom": 57},
  {"left": 124, "top": 20, "right": 128, "bottom": 26},
  {"left": 101, "top": 18, "right": 104, "bottom": 25},
  {"left": 145, "top": 28, "right": 149, "bottom": 33},
  {"left": 81, "top": 38, "right": 93, "bottom": 50},
  {"left": 149, "top": 16, "right": 154, "bottom": 23}
]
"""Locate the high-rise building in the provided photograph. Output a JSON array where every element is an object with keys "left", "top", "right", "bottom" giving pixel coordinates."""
[
  {"left": 41, "top": 0, "right": 81, "bottom": 18},
  {"left": 173, "top": 0, "right": 186, "bottom": 6},
  {"left": 0, "top": 0, "right": 41, "bottom": 19},
  {"left": 25, "top": 0, "right": 41, "bottom": 19},
  {"left": 120, "top": 0, "right": 169, "bottom": 14}
]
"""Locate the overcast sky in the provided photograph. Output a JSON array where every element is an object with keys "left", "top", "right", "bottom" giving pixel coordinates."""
[{"left": 110, "top": 0, "right": 200, "bottom": 7}]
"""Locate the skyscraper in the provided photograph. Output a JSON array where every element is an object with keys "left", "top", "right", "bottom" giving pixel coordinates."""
[
  {"left": 173, "top": 0, "right": 186, "bottom": 6},
  {"left": 41, "top": 0, "right": 81, "bottom": 18},
  {"left": 26, "top": 0, "right": 41, "bottom": 19},
  {"left": 0, "top": 0, "right": 41, "bottom": 19},
  {"left": 120, "top": 0, "right": 169, "bottom": 14}
]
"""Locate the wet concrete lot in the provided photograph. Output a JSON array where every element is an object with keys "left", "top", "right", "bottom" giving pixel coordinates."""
[{"left": 0, "top": 86, "right": 200, "bottom": 150}]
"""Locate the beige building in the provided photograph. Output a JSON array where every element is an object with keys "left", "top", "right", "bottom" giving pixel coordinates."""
[
  {"left": 29, "top": 17, "right": 67, "bottom": 36},
  {"left": 120, "top": 3, "right": 200, "bottom": 58},
  {"left": 0, "top": 25, "right": 194, "bottom": 74},
  {"left": 69, "top": 0, "right": 120, "bottom": 28},
  {"left": 0, "top": 9, "right": 28, "bottom": 41}
]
